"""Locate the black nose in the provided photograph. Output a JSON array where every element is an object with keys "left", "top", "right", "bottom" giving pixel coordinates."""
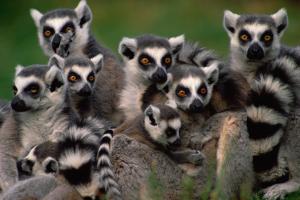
[
  {"left": 52, "top": 34, "right": 62, "bottom": 52},
  {"left": 151, "top": 67, "right": 168, "bottom": 84},
  {"left": 173, "top": 138, "right": 181, "bottom": 147},
  {"left": 77, "top": 85, "right": 92, "bottom": 97},
  {"left": 11, "top": 96, "right": 30, "bottom": 112},
  {"left": 189, "top": 99, "right": 204, "bottom": 113},
  {"left": 247, "top": 43, "right": 264, "bottom": 60}
]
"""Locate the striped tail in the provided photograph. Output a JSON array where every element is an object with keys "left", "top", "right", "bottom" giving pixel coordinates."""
[
  {"left": 97, "top": 130, "right": 122, "bottom": 200},
  {"left": 246, "top": 56, "right": 300, "bottom": 188},
  {"left": 177, "top": 42, "right": 221, "bottom": 69}
]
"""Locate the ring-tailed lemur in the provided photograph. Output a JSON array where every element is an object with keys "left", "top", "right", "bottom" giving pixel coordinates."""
[
  {"left": 18, "top": 129, "right": 121, "bottom": 200},
  {"left": 48, "top": 54, "right": 114, "bottom": 123},
  {"left": 0, "top": 64, "right": 69, "bottom": 191},
  {"left": 31, "top": 0, "right": 125, "bottom": 125},
  {"left": 114, "top": 104, "right": 205, "bottom": 167},
  {"left": 224, "top": 9, "right": 300, "bottom": 199},
  {"left": 118, "top": 34, "right": 185, "bottom": 120}
]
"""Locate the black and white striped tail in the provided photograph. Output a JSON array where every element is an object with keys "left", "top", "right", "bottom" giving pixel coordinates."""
[
  {"left": 97, "top": 130, "right": 122, "bottom": 200},
  {"left": 247, "top": 56, "right": 300, "bottom": 188},
  {"left": 177, "top": 42, "right": 220, "bottom": 69}
]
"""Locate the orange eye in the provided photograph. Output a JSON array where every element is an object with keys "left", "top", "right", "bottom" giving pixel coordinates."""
[
  {"left": 31, "top": 88, "right": 38, "bottom": 94},
  {"left": 177, "top": 90, "right": 186, "bottom": 97},
  {"left": 88, "top": 75, "right": 95, "bottom": 82},
  {"left": 140, "top": 58, "right": 150, "bottom": 65},
  {"left": 165, "top": 57, "right": 172, "bottom": 64},
  {"left": 68, "top": 75, "right": 77, "bottom": 82},
  {"left": 44, "top": 30, "right": 52, "bottom": 38},
  {"left": 199, "top": 87, "right": 207, "bottom": 95},
  {"left": 264, "top": 35, "right": 272, "bottom": 41},
  {"left": 65, "top": 26, "right": 73, "bottom": 33},
  {"left": 240, "top": 34, "right": 248, "bottom": 41}
]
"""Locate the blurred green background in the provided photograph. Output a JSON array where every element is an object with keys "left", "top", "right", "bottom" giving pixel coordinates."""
[{"left": 0, "top": 0, "right": 299, "bottom": 100}]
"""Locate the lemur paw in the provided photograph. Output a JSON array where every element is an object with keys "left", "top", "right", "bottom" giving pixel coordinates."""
[
  {"left": 186, "top": 150, "right": 205, "bottom": 166},
  {"left": 262, "top": 184, "right": 288, "bottom": 200}
]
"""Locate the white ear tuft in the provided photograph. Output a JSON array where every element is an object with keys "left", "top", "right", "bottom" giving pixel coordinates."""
[
  {"left": 271, "top": 8, "right": 288, "bottom": 36},
  {"left": 75, "top": 0, "right": 92, "bottom": 27},
  {"left": 168, "top": 34, "right": 185, "bottom": 54},
  {"left": 91, "top": 53, "right": 103, "bottom": 72},
  {"left": 144, "top": 105, "right": 161, "bottom": 124},
  {"left": 203, "top": 64, "right": 219, "bottom": 85},
  {"left": 30, "top": 9, "right": 43, "bottom": 27},
  {"left": 118, "top": 37, "right": 137, "bottom": 60},
  {"left": 223, "top": 10, "right": 240, "bottom": 36},
  {"left": 15, "top": 65, "right": 24, "bottom": 76},
  {"left": 48, "top": 54, "right": 65, "bottom": 69}
]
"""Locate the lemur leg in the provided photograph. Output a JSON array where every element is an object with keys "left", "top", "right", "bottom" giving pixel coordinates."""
[{"left": 215, "top": 113, "right": 253, "bottom": 200}]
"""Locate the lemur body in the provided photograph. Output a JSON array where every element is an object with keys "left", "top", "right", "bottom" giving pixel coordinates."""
[
  {"left": 0, "top": 64, "right": 68, "bottom": 191},
  {"left": 224, "top": 9, "right": 300, "bottom": 199},
  {"left": 31, "top": 0, "right": 124, "bottom": 125},
  {"left": 114, "top": 104, "right": 204, "bottom": 166},
  {"left": 0, "top": 100, "right": 10, "bottom": 127},
  {"left": 118, "top": 34, "right": 185, "bottom": 121},
  {"left": 18, "top": 129, "right": 121, "bottom": 200}
]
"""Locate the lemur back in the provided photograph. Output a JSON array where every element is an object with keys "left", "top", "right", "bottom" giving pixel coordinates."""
[
  {"left": 224, "top": 8, "right": 300, "bottom": 199},
  {"left": 18, "top": 129, "right": 121, "bottom": 200},
  {"left": 0, "top": 64, "right": 70, "bottom": 191},
  {"left": 31, "top": 0, "right": 125, "bottom": 125}
]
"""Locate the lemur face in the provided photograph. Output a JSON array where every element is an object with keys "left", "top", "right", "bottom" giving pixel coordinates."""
[
  {"left": 144, "top": 105, "right": 182, "bottom": 148},
  {"left": 223, "top": 9, "right": 288, "bottom": 63},
  {"left": 11, "top": 65, "right": 65, "bottom": 112},
  {"left": 49, "top": 54, "right": 103, "bottom": 97},
  {"left": 119, "top": 34, "right": 185, "bottom": 84},
  {"left": 167, "top": 65, "right": 219, "bottom": 113},
  {"left": 30, "top": 0, "right": 92, "bottom": 57}
]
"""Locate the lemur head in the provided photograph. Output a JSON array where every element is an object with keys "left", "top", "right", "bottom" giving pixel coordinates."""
[
  {"left": 119, "top": 34, "right": 185, "bottom": 84},
  {"left": 144, "top": 104, "right": 182, "bottom": 149},
  {"left": 49, "top": 54, "right": 103, "bottom": 97},
  {"left": 30, "top": 0, "right": 92, "bottom": 57},
  {"left": 223, "top": 8, "right": 288, "bottom": 63},
  {"left": 11, "top": 63, "right": 65, "bottom": 112},
  {"left": 167, "top": 64, "right": 219, "bottom": 113}
]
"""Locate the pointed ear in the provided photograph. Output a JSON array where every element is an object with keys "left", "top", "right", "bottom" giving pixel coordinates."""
[
  {"left": 271, "top": 8, "right": 288, "bottom": 37},
  {"left": 42, "top": 157, "right": 59, "bottom": 174},
  {"left": 223, "top": 10, "right": 240, "bottom": 36},
  {"left": 168, "top": 34, "right": 185, "bottom": 54},
  {"left": 144, "top": 105, "right": 161, "bottom": 126},
  {"left": 30, "top": 9, "right": 43, "bottom": 27},
  {"left": 45, "top": 65, "right": 65, "bottom": 92},
  {"left": 75, "top": 0, "right": 92, "bottom": 28},
  {"left": 15, "top": 65, "right": 24, "bottom": 76},
  {"left": 118, "top": 37, "right": 137, "bottom": 60},
  {"left": 91, "top": 53, "right": 103, "bottom": 73},
  {"left": 48, "top": 54, "right": 65, "bottom": 70},
  {"left": 203, "top": 64, "right": 219, "bottom": 85}
]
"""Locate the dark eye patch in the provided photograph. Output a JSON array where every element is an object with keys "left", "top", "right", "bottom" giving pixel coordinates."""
[
  {"left": 175, "top": 85, "right": 191, "bottom": 98},
  {"left": 138, "top": 53, "right": 155, "bottom": 70},
  {"left": 198, "top": 84, "right": 208, "bottom": 96},
  {"left": 87, "top": 71, "right": 95, "bottom": 83},
  {"left": 43, "top": 26, "right": 55, "bottom": 38},
  {"left": 161, "top": 53, "right": 172, "bottom": 69},
  {"left": 12, "top": 85, "right": 18, "bottom": 95},
  {"left": 60, "top": 22, "right": 75, "bottom": 33},
  {"left": 24, "top": 83, "right": 40, "bottom": 97},
  {"left": 260, "top": 30, "right": 273, "bottom": 47},
  {"left": 68, "top": 71, "right": 81, "bottom": 82},
  {"left": 238, "top": 29, "right": 252, "bottom": 45}
]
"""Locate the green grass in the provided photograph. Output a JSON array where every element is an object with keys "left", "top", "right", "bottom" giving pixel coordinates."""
[{"left": 1, "top": 0, "right": 300, "bottom": 100}]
